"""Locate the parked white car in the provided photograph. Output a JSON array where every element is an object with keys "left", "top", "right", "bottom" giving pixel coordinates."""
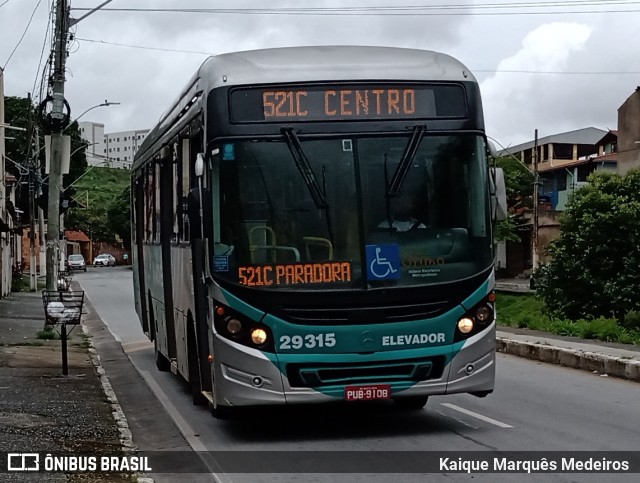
[{"left": 93, "top": 254, "right": 116, "bottom": 267}]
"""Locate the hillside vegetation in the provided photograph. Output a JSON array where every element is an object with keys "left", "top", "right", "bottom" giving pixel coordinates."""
[
  {"left": 65, "top": 167, "right": 130, "bottom": 243},
  {"left": 69, "top": 167, "right": 130, "bottom": 209}
]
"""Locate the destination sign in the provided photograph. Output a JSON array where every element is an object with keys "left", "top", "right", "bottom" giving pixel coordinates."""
[
  {"left": 229, "top": 84, "right": 466, "bottom": 122},
  {"left": 238, "top": 262, "right": 352, "bottom": 287}
]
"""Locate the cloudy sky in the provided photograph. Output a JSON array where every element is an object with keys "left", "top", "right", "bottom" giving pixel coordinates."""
[{"left": 2, "top": 0, "right": 639, "bottom": 148}]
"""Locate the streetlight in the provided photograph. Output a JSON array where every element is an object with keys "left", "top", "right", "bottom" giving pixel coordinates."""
[{"left": 68, "top": 100, "right": 121, "bottom": 128}]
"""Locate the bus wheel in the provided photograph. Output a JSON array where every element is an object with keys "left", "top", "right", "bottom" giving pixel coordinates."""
[
  {"left": 153, "top": 318, "right": 170, "bottom": 372},
  {"left": 154, "top": 337, "right": 171, "bottom": 372},
  {"left": 393, "top": 396, "right": 429, "bottom": 410},
  {"left": 208, "top": 391, "right": 233, "bottom": 419}
]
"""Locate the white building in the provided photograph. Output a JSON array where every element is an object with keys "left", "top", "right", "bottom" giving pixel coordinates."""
[
  {"left": 78, "top": 121, "right": 105, "bottom": 166},
  {"left": 79, "top": 122, "right": 149, "bottom": 169}
]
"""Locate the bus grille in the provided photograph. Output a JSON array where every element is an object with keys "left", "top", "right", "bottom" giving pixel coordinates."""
[
  {"left": 287, "top": 356, "right": 446, "bottom": 388},
  {"left": 275, "top": 300, "right": 452, "bottom": 325}
]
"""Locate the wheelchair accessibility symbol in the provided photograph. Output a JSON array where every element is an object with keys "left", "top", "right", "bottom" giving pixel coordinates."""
[{"left": 366, "top": 244, "right": 401, "bottom": 280}]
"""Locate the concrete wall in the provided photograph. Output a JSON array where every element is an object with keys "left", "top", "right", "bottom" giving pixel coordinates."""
[
  {"left": 0, "top": 68, "right": 11, "bottom": 297},
  {"left": 617, "top": 88, "right": 640, "bottom": 174}
]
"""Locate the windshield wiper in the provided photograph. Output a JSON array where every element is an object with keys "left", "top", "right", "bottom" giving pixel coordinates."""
[
  {"left": 281, "top": 127, "right": 328, "bottom": 209},
  {"left": 386, "top": 124, "right": 426, "bottom": 198}
]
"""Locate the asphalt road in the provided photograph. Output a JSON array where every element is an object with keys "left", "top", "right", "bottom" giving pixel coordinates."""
[{"left": 76, "top": 267, "right": 640, "bottom": 483}]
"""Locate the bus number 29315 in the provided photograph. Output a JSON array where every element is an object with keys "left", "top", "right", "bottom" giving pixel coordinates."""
[{"left": 279, "top": 333, "right": 337, "bottom": 350}]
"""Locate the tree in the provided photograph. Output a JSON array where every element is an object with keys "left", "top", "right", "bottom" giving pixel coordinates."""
[
  {"left": 106, "top": 186, "right": 131, "bottom": 250},
  {"left": 493, "top": 155, "right": 534, "bottom": 242},
  {"left": 64, "top": 167, "right": 130, "bottom": 243},
  {"left": 535, "top": 169, "right": 640, "bottom": 321},
  {"left": 3, "top": 95, "right": 88, "bottom": 221},
  {"left": 65, "top": 207, "right": 114, "bottom": 244}
]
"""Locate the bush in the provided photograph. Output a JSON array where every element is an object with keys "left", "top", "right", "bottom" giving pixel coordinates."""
[
  {"left": 535, "top": 169, "right": 640, "bottom": 322},
  {"left": 37, "top": 328, "right": 59, "bottom": 340},
  {"left": 622, "top": 310, "right": 640, "bottom": 331},
  {"left": 11, "top": 275, "right": 28, "bottom": 293}
]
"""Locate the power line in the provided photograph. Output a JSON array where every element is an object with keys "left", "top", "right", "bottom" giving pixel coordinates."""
[
  {"left": 2, "top": 0, "right": 44, "bottom": 70},
  {"left": 0, "top": 0, "right": 14, "bottom": 10},
  {"left": 75, "top": 37, "right": 213, "bottom": 55},
  {"left": 475, "top": 69, "right": 640, "bottom": 75},
  {"left": 74, "top": 37, "right": 640, "bottom": 75},
  {"left": 68, "top": 1, "right": 640, "bottom": 17},
  {"left": 31, "top": 0, "right": 55, "bottom": 102}
]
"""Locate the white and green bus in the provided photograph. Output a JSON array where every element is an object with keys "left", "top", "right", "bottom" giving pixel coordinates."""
[{"left": 131, "top": 46, "right": 506, "bottom": 418}]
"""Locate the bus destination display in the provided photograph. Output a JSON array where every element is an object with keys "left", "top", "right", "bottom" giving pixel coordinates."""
[{"left": 229, "top": 84, "right": 466, "bottom": 122}]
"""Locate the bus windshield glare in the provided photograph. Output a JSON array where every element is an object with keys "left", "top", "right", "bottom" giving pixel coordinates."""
[{"left": 212, "top": 133, "right": 492, "bottom": 290}]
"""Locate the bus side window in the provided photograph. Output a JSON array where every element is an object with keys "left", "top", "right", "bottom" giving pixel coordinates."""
[
  {"left": 155, "top": 161, "right": 162, "bottom": 243},
  {"left": 179, "top": 138, "right": 190, "bottom": 244},
  {"left": 144, "top": 164, "right": 155, "bottom": 244},
  {"left": 172, "top": 142, "right": 179, "bottom": 243}
]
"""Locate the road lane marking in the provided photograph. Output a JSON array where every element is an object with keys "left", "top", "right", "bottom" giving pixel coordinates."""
[
  {"left": 140, "top": 370, "right": 231, "bottom": 483},
  {"left": 440, "top": 403, "right": 513, "bottom": 428}
]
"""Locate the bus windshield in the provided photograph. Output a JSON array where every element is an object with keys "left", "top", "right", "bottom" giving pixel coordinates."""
[{"left": 212, "top": 133, "right": 493, "bottom": 290}]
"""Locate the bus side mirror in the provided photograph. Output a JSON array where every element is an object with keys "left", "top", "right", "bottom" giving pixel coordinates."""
[
  {"left": 487, "top": 140, "right": 498, "bottom": 159},
  {"left": 490, "top": 167, "right": 508, "bottom": 222},
  {"left": 195, "top": 153, "right": 205, "bottom": 177}
]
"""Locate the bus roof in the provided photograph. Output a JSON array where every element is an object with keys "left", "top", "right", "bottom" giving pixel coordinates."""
[
  {"left": 134, "top": 46, "right": 477, "bottom": 170},
  {"left": 197, "top": 45, "right": 476, "bottom": 88}
]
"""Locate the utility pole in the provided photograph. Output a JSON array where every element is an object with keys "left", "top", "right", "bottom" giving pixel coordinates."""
[
  {"left": 46, "top": 0, "right": 69, "bottom": 290},
  {"left": 29, "top": 94, "right": 38, "bottom": 291},
  {"left": 532, "top": 129, "right": 539, "bottom": 272}
]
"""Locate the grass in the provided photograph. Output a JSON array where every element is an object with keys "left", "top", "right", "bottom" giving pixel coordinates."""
[
  {"left": 70, "top": 166, "right": 129, "bottom": 209},
  {"left": 496, "top": 293, "right": 640, "bottom": 346},
  {"left": 36, "top": 328, "right": 73, "bottom": 341},
  {"left": 37, "top": 328, "right": 60, "bottom": 340},
  {"left": 10, "top": 274, "right": 47, "bottom": 292}
]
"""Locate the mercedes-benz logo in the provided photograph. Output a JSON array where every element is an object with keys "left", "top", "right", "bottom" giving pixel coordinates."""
[{"left": 360, "top": 331, "right": 375, "bottom": 348}]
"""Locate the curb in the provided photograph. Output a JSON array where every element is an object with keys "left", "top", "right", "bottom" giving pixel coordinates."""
[
  {"left": 496, "top": 337, "right": 640, "bottom": 382},
  {"left": 83, "top": 324, "right": 136, "bottom": 452},
  {"left": 83, "top": 323, "right": 155, "bottom": 483}
]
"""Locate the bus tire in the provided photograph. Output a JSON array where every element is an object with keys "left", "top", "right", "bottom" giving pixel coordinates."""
[
  {"left": 154, "top": 337, "right": 171, "bottom": 372},
  {"left": 393, "top": 396, "right": 429, "bottom": 410},
  {"left": 151, "top": 304, "right": 170, "bottom": 372},
  {"left": 208, "top": 394, "right": 233, "bottom": 419}
]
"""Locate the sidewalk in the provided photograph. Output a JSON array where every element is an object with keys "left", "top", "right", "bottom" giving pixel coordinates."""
[
  {"left": 495, "top": 277, "right": 534, "bottom": 293},
  {"left": 0, "top": 290, "right": 132, "bottom": 482}
]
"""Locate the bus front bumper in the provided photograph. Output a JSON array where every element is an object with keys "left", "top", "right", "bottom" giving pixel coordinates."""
[{"left": 212, "top": 326, "right": 495, "bottom": 407}]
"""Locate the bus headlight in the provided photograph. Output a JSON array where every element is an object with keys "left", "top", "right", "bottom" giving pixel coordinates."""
[
  {"left": 475, "top": 305, "right": 493, "bottom": 323},
  {"left": 226, "top": 318, "right": 242, "bottom": 336},
  {"left": 251, "top": 328, "right": 268, "bottom": 346},
  {"left": 214, "top": 303, "right": 276, "bottom": 352},
  {"left": 457, "top": 317, "right": 474, "bottom": 334}
]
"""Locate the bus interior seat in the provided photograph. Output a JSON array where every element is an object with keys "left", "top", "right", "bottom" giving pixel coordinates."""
[
  {"left": 248, "top": 225, "right": 301, "bottom": 263},
  {"left": 303, "top": 236, "right": 334, "bottom": 261}
]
